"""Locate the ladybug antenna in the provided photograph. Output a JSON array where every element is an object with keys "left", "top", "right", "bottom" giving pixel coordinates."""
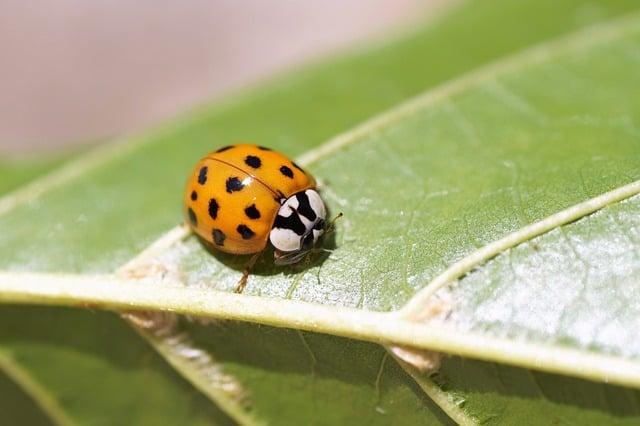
[{"left": 324, "top": 212, "right": 343, "bottom": 236}]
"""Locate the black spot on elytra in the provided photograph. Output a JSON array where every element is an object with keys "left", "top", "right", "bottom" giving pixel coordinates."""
[
  {"left": 188, "top": 208, "right": 197, "bottom": 226},
  {"left": 190, "top": 190, "right": 198, "bottom": 201},
  {"left": 258, "top": 146, "right": 272, "bottom": 151},
  {"left": 279, "top": 165, "right": 294, "bottom": 179},
  {"left": 244, "top": 204, "right": 261, "bottom": 219},
  {"left": 208, "top": 198, "right": 219, "bottom": 219},
  {"left": 237, "top": 224, "right": 255, "bottom": 239},
  {"left": 212, "top": 229, "right": 226, "bottom": 246},
  {"left": 292, "top": 161, "right": 305, "bottom": 173},
  {"left": 295, "top": 191, "right": 316, "bottom": 222},
  {"left": 216, "top": 145, "right": 234, "bottom": 153},
  {"left": 274, "top": 211, "right": 306, "bottom": 236},
  {"left": 313, "top": 218, "right": 325, "bottom": 230},
  {"left": 226, "top": 176, "right": 244, "bottom": 193},
  {"left": 244, "top": 155, "right": 262, "bottom": 169},
  {"left": 198, "top": 166, "right": 208, "bottom": 185}
]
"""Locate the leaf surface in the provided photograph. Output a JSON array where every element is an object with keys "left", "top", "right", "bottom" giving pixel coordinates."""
[
  {"left": 0, "top": 0, "right": 638, "bottom": 274},
  {"left": 147, "top": 10, "right": 640, "bottom": 313},
  {"left": 437, "top": 195, "right": 640, "bottom": 357},
  {"left": 434, "top": 358, "right": 640, "bottom": 425},
  {"left": 0, "top": 155, "right": 72, "bottom": 195},
  {"left": 0, "top": 366, "right": 54, "bottom": 426},
  {"left": 0, "top": 306, "right": 234, "bottom": 425}
]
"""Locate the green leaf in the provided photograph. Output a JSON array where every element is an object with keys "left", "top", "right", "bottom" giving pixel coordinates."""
[
  {"left": 2, "top": 0, "right": 640, "bottom": 424},
  {"left": 1, "top": 0, "right": 639, "bottom": 273},
  {"left": 0, "top": 364, "right": 54, "bottom": 426},
  {"left": 434, "top": 359, "right": 640, "bottom": 425},
  {"left": 423, "top": 192, "right": 640, "bottom": 425},
  {"left": 0, "top": 155, "right": 73, "bottom": 195},
  {"left": 0, "top": 306, "right": 235, "bottom": 425},
  {"left": 184, "top": 322, "right": 454, "bottom": 425},
  {"left": 436, "top": 196, "right": 640, "bottom": 359},
  {"left": 0, "top": 163, "right": 236, "bottom": 425}
]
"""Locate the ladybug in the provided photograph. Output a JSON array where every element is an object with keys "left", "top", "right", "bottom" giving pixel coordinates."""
[{"left": 184, "top": 144, "right": 330, "bottom": 291}]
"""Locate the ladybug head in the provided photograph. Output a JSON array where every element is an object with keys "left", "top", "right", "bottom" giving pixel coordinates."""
[{"left": 269, "top": 189, "right": 327, "bottom": 265}]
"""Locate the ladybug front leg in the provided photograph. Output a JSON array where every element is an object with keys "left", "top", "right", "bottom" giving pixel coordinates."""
[{"left": 234, "top": 250, "right": 263, "bottom": 293}]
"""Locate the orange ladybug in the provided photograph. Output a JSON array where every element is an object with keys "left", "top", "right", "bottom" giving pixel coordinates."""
[{"left": 184, "top": 144, "right": 328, "bottom": 291}]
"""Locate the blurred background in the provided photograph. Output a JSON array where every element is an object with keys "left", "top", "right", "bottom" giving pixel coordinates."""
[{"left": 0, "top": 0, "right": 446, "bottom": 155}]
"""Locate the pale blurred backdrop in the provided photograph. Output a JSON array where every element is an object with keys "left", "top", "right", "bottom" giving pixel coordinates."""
[{"left": 0, "top": 1, "right": 446, "bottom": 154}]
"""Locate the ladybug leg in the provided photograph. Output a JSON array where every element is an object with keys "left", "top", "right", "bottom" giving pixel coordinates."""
[
  {"left": 234, "top": 250, "right": 263, "bottom": 293},
  {"left": 303, "top": 251, "right": 314, "bottom": 268}
]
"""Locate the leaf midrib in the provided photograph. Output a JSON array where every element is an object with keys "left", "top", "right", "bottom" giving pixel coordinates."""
[{"left": 4, "top": 269, "right": 640, "bottom": 388}]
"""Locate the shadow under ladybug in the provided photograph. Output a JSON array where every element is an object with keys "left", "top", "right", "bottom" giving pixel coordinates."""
[{"left": 197, "top": 208, "right": 341, "bottom": 292}]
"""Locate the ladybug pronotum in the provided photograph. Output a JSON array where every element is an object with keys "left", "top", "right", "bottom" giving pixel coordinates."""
[{"left": 184, "top": 144, "right": 329, "bottom": 291}]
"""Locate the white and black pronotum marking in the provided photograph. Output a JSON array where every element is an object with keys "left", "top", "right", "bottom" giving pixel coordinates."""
[{"left": 270, "top": 189, "right": 326, "bottom": 265}]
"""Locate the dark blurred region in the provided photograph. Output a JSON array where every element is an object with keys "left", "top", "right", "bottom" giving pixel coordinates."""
[{"left": 0, "top": 0, "right": 445, "bottom": 154}]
